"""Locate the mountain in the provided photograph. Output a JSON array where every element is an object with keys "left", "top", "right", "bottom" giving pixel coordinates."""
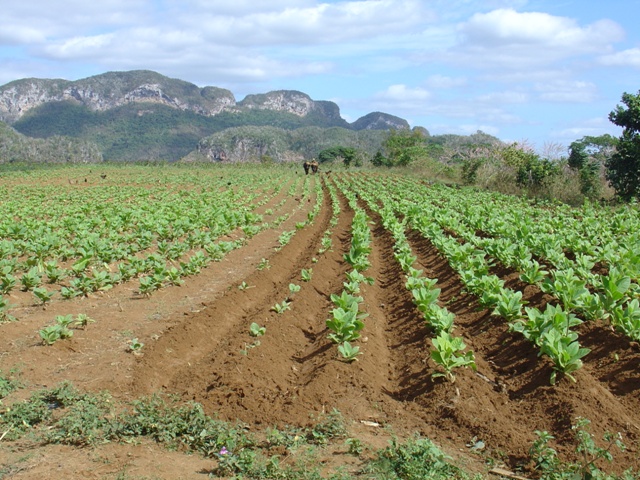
[{"left": 0, "top": 70, "right": 414, "bottom": 162}]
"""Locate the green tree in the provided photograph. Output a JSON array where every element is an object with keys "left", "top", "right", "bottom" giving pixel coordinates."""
[
  {"left": 383, "top": 129, "right": 428, "bottom": 166},
  {"left": 371, "top": 150, "right": 389, "bottom": 167},
  {"left": 318, "top": 146, "right": 358, "bottom": 166},
  {"left": 500, "top": 143, "right": 559, "bottom": 189},
  {"left": 568, "top": 135, "right": 616, "bottom": 199},
  {"left": 607, "top": 91, "right": 640, "bottom": 200}
]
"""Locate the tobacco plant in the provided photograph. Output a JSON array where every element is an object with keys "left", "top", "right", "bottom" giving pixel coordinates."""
[{"left": 430, "top": 332, "right": 476, "bottom": 383}]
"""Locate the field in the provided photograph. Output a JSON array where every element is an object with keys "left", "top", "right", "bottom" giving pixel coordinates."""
[{"left": 0, "top": 164, "right": 639, "bottom": 479}]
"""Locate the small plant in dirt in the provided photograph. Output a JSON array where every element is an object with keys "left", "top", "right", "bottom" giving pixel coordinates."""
[
  {"left": 238, "top": 281, "right": 254, "bottom": 291},
  {"left": 39, "top": 325, "right": 62, "bottom": 345},
  {"left": 301, "top": 268, "right": 313, "bottom": 282},
  {"left": 39, "top": 315, "right": 75, "bottom": 345},
  {"left": 345, "top": 437, "right": 364, "bottom": 456},
  {"left": 368, "top": 436, "right": 466, "bottom": 479},
  {"left": 249, "top": 322, "right": 266, "bottom": 337},
  {"left": 20, "top": 267, "right": 42, "bottom": 291},
  {"left": 138, "top": 275, "right": 163, "bottom": 297},
  {"left": 337, "top": 341, "right": 362, "bottom": 362},
  {"left": 289, "top": 283, "right": 301, "bottom": 293},
  {"left": 430, "top": 331, "right": 476, "bottom": 383},
  {"left": 1, "top": 273, "right": 17, "bottom": 294},
  {"left": 32, "top": 286, "right": 56, "bottom": 306},
  {"left": 74, "top": 313, "right": 95, "bottom": 329},
  {"left": 0, "top": 295, "right": 16, "bottom": 323},
  {"left": 277, "top": 230, "right": 295, "bottom": 248},
  {"left": 539, "top": 328, "right": 590, "bottom": 385},
  {"left": 257, "top": 258, "right": 271, "bottom": 271},
  {"left": 60, "top": 286, "right": 81, "bottom": 300},
  {"left": 271, "top": 300, "right": 291, "bottom": 314},
  {"left": 0, "top": 369, "right": 20, "bottom": 400},
  {"left": 240, "top": 340, "right": 261, "bottom": 356},
  {"left": 128, "top": 338, "right": 144, "bottom": 355},
  {"left": 308, "top": 409, "right": 347, "bottom": 446},
  {"left": 530, "top": 417, "right": 627, "bottom": 479}
]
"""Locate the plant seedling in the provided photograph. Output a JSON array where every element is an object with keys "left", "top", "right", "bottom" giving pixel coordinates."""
[
  {"left": 32, "top": 287, "right": 56, "bottom": 306},
  {"left": 271, "top": 300, "right": 291, "bottom": 314},
  {"left": 301, "top": 269, "right": 313, "bottom": 282},
  {"left": 257, "top": 258, "right": 271, "bottom": 270},
  {"left": 238, "top": 281, "right": 254, "bottom": 291},
  {"left": 249, "top": 322, "right": 266, "bottom": 337},
  {"left": 128, "top": 338, "right": 144, "bottom": 355},
  {"left": 338, "top": 341, "right": 362, "bottom": 362},
  {"left": 74, "top": 313, "right": 95, "bottom": 329},
  {"left": 431, "top": 331, "right": 476, "bottom": 383}
]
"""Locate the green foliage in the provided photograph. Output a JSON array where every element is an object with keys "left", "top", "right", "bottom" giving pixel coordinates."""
[
  {"left": 318, "top": 146, "right": 359, "bottom": 166},
  {"left": 337, "top": 341, "right": 362, "bottom": 362},
  {"left": 369, "top": 436, "right": 470, "bottom": 479},
  {"left": 607, "top": 90, "right": 640, "bottom": 200},
  {"left": 249, "top": 322, "right": 266, "bottom": 337},
  {"left": 382, "top": 129, "right": 429, "bottom": 167},
  {"left": 430, "top": 332, "right": 476, "bottom": 382},
  {"left": 301, "top": 268, "right": 313, "bottom": 282},
  {"left": 539, "top": 328, "right": 591, "bottom": 385},
  {"left": 530, "top": 418, "right": 628, "bottom": 479},
  {"left": 128, "top": 338, "right": 144, "bottom": 354},
  {"left": 499, "top": 144, "right": 560, "bottom": 188},
  {"left": 568, "top": 135, "right": 616, "bottom": 199},
  {"left": 0, "top": 370, "right": 20, "bottom": 400},
  {"left": 270, "top": 300, "right": 291, "bottom": 314}
]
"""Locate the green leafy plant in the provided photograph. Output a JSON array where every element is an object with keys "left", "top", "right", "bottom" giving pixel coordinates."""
[
  {"left": 238, "top": 281, "right": 254, "bottom": 291},
  {"left": 610, "top": 298, "right": 640, "bottom": 341},
  {"left": 257, "top": 258, "right": 271, "bottom": 271},
  {"left": 74, "top": 314, "right": 95, "bottom": 329},
  {"left": 32, "top": 287, "right": 56, "bottom": 306},
  {"left": 128, "top": 338, "right": 144, "bottom": 355},
  {"left": 300, "top": 268, "right": 313, "bottom": 282},
  {"left": 326, "top": 304, "right": 367, "bottom": 343},
  {"left": 0, "top": 295, "right": 16, "bottom": 323},
  {"left": 492, "top": 288, "right": 526, "bottom": 321},
  {"left": 271, "top": 300, "right": 291, "bottom": 314},
  {"left": 20, "top": 267, "right": 42, "bottom": 291},
  {"left": 289, "top": 283, "right": 301, "bottom": 293},
  {"left": 39, "top": 325, "right": 62, "bottom": 345},
  {"left": 430, "top": 332, "right": 476, "bottom": 383},
  {"left": 249, "top": 322, "right": 266, "bottom": 337},
  {"left": 539, "top": 328, "right": 590, "bottom": 385},
  {"left": 337, "top": 341, "right": 362, "bottom": 362}
]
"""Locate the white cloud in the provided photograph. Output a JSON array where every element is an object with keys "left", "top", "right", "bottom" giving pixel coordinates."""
[
  {"left": 453, "top": 8, "right": 625, "bottom": 70},
  {"left": 477, "top": 90, "right": 528, "bottom": 103},
  {"left": 424, "top": 74, "right": 467, "bottom": 89},
  {"left": 534, "top": 80, "right": 597, "bottom": 103},
  {"left": 599, "top": 48, "right": 640, "bottom": 68},
  {"left": 375, "top": 84, "right": 431, "bottom": 101}
]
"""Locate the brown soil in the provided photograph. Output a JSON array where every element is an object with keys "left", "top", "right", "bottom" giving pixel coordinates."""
[{"left": 1, "top": 173, "right": 639, "bottom": 479}]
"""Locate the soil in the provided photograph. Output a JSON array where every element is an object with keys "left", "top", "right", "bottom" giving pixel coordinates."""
[{"left": 1, "top": 172, "right": 639, "bottom": 479}]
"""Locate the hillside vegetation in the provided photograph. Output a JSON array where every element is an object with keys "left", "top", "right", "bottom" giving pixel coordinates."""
[{"left": 0, "top": 121, "right": 102, "bottom": 165}]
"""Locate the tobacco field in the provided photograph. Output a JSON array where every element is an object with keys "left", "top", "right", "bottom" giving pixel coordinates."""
[{"left": 0, "top": 164, "right": 639, "bottom": 479}]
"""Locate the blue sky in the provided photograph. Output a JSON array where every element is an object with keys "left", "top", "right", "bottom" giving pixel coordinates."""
[{"left": 1, "top": 0, "right": 639, "bottom": 153}]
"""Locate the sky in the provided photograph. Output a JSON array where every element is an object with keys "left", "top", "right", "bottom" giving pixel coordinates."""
[{"left": 1, "top": 0, "right": 639, "bottom": 153}]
